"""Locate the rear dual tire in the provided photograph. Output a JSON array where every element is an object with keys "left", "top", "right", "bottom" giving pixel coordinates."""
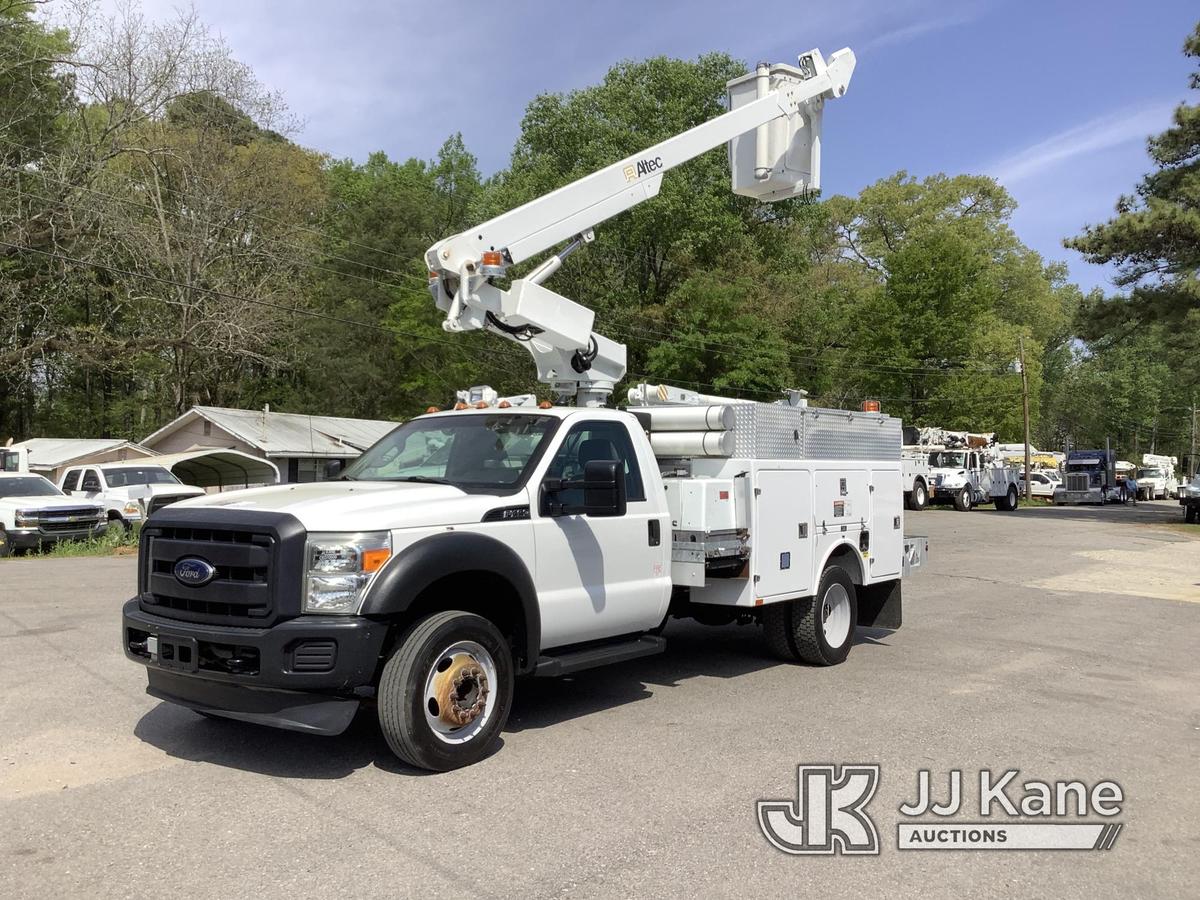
[
  {"left": 763, "top": 566, "right": 858, "bottom": 666},
  {"left": 993, "top": 485, "right": 1019, "bottom": 512}
]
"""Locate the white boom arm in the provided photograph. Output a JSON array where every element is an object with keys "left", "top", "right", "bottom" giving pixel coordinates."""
[{"left": 424, "top": 47, "right": 855, "bottom": 406}]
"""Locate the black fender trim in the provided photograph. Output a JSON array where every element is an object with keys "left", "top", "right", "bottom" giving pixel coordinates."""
[{"left": 361, "top": 532, "right": 541, "bottom": 673}]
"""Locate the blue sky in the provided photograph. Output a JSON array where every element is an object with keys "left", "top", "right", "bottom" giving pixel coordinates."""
[{"left": 132, "top": 0, "right": 1197, "bottom": 293}]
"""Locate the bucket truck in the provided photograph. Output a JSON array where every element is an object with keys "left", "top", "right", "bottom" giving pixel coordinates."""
[{"left": 121, "top": 47, "right": 927, "bottom": 771}]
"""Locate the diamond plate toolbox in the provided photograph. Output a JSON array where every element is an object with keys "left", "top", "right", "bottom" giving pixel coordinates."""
[{"left": 728, "top": 403, "right": 900, "bottom": 460}]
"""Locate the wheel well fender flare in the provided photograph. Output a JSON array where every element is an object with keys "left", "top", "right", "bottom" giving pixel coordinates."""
[
  {"left": 820, "top": 541, "right": 864, "bottom": 585},
  {"left": 361, "top": 531, "right": 541, "bottom": 671}
]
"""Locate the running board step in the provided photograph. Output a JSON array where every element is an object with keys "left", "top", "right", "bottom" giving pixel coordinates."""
[{"left": 534, "top": 635, "right": 665, "bottom": 677}]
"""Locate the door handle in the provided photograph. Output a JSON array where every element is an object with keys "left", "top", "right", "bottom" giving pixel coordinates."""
[{"left": 648, "top": 519, "right": 661, "bottom": 547}]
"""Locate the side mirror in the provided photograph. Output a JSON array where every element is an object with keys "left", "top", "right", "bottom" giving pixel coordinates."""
[
  {"left": 324, "top": 459, "right": 345, "bottom": 479},
  {"left": 580, "top": 459, "right": 627, "bottom": 518}
]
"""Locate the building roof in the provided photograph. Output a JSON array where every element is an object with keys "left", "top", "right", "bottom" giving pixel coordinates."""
[
  {"left": 141, "top": 406, "right": 398, "bottom": 458},
  {"left": 8, "top": 438, "right": 154, "bottom": 470}
]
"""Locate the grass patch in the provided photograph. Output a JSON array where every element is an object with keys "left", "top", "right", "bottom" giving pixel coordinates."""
[{"left": 31, "top": 523, "right": 141, "bottom": 558}]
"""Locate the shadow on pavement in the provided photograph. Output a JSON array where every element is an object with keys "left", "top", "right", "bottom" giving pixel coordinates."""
[{"left": 133, "top": 616, "right": 896, "bottom": 776}]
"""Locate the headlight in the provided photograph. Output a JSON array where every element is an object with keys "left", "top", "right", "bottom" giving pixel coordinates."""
[
  {"left": 15, "top": 509, "right": 37, "bottom": 527},
  {"left": 303, "top": 532, "right": 392, "bottom": 615},
  {"left": 122, "top": 501, "right": 141, "bottom": 516}
]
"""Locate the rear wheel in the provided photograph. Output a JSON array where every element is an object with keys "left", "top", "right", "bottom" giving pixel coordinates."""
[
  {"left": 953, "top": 485, "right": 972, "bottom": 512},
  {"left": 378, "top": 610, "right": 513, "bottom": 771},
  {"left": 993, "top": 485, "right": 1019, "bottom": 512},
  {"left": 762, "top": 566, "right": 858, "bottom": 666}
]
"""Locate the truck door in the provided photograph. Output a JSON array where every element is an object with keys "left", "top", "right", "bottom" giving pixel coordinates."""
[{"left": 531, "top": 419, "right": 671, "bottom": 649}]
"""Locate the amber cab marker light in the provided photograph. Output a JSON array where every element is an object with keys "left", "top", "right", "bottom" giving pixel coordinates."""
[
  {"left": 425, "top": 406, "right": 440, "bottom": 414},
  {"left": 453, "top": 401, "right": 469, "bottom": 410},
  {"left": 480, "top": 250, "right": 503, "bottom": 268},
  {"left": 861, "top": 399, "right": 881, "bottom": 413},
  {"left": 474, "top": 401, "right": 488, "bottom": 409},
  {"left": 497, "top": 400, "right": 511, "bottom": 409},
  {"left": 537, "top": 400, "right": 553, "bottom": 409}
]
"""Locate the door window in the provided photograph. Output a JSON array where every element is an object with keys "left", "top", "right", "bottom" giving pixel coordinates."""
[
  {"left": 81, "top": 468, "right": 102, "bottom": 491},
  {"left": 544, "top": 420, "right": 645, "bottom": 509},
  {"left": 62, "top": 470, "right": 81, "bottom": 492}
]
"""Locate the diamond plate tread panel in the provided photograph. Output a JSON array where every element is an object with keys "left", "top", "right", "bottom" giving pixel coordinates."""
[{"left": 728, "top": 403, "right": 900, "bottom": 460}]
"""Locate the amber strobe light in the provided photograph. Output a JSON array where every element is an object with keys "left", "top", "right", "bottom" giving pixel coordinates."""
[{"left": 861, "top": 399, "right": 881, "bottom": 413}]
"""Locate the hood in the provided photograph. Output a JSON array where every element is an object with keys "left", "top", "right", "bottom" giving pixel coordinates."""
[
  {"left": 0, "top": 494, "right": 103, "bottom": 513},
  {"left": 173, "top": 480, "right": 508, "bottom": 531},
  {"left": 109, "top": 483, "right": 206, "bottom": 499}
]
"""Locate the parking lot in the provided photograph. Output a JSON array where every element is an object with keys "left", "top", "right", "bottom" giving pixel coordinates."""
[{"left": 2, "top": 501, "right": 1197, "bottom": 898}]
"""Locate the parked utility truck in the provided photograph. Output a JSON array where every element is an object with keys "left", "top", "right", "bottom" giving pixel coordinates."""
[
  {"left": 912, "top": 428, "right": 1021, "bottom": 511},
  {"left": 121, "top": 47, "right": 928, "bottom": 771}
]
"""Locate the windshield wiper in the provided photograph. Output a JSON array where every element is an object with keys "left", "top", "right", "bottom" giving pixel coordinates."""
[{"left": 393, "top": 475, "right": 451, "bottom": 485}]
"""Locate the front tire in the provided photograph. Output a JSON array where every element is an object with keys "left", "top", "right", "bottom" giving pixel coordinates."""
[
  {"left": 378, "top": 610, "right": 513, "bottom": 771},
  {"left": 908, "top": 479, "right": 928, "bottom": 511},
  {"left": 953, "top": 485, "right": 972, "bottom": 512},
  {"left": 1186, "top": 505, "right": 1197, "bottom": 524},
  {"left": 0, "top": 526, "right": 10, "bottom": 559}
]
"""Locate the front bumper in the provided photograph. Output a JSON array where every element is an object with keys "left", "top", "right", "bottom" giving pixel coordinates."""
[
  {"left": 122, "top": 599, "right": 388, "bottom": 735},
  {"left": 6, "top": 523, "right": 104, "bottom": 550}
]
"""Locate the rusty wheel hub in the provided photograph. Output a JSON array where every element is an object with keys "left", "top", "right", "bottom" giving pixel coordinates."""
[{"left": 432, "top": 653, "right": 490, "bottom": 727}]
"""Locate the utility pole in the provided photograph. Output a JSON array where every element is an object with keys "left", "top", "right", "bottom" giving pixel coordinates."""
[
  {"left": 1019, "top": 337, "right": 1032, "bottom": 501},
  {"left": 1190, "top": 394, "right": 1197, "bottom": 478}
]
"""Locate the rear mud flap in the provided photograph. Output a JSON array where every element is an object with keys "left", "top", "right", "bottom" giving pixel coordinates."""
[{"left": 857, "top": 580, "right": 902, "bottom": 630}]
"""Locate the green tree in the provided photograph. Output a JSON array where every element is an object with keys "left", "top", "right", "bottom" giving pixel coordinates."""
[{"left": 1065, "top": 21, "right": 1200, "bottom": 387}]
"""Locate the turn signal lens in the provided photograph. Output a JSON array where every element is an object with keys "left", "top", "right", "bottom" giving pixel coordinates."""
[
  {"left": 427, "top": 270, "right": 439, "bottom": 282},
  {"left": 481, "top": 250, "right": 503, "bottom": 267},
  {"left": 361, "top": 547, "right": 391, "bottom": 573}
]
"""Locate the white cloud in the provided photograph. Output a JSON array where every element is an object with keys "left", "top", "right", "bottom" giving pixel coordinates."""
[{"left": 986, "top": 99, "right": 1179, "bottom": 186}]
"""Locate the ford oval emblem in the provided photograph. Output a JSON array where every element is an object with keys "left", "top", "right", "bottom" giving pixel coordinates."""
[{"left": 174, "top": 557, "right": 216, "bottom": 587}]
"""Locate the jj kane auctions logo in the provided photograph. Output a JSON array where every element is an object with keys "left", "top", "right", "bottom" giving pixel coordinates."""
[{"left": 758, "top": 765, "right": 1124, "bottom": 854}]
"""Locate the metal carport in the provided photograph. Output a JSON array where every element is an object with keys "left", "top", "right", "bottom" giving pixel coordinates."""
[{"left": 148, "top": 449, "right": 279, "bottom": 490}]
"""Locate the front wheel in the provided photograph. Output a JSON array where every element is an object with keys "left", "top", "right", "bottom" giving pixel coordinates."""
[
  {"left": 953, "top": 485, "right": 972, "bottom": 512},
  {"left": 378, "top": 611, "right": 514, "bottom": 771},
  {"left": 1186, "top": 505, "right": 1197, "bottom": 524},
  {"left": 908, "top": 479, "right": 928, "bottom": 511},
  {"left": 0, "top": 526, "right": 10, "bottom": 558}
]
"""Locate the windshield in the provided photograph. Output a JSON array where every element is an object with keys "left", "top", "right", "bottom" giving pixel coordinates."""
[
  {"left": 1, "top": 476, "right": 63, "bottom": 498},
  {"left": 101, "top": 466, "right": 181, "bottom": 487},
  {"left": 342, "top": 414, "right": 556, "bottom": 490},
  {"left": 929, "top": 451, "right": 967, "bottom": 468},
  {"left": 1136, "top": 468, "right": 1163, "bottom": 479}
]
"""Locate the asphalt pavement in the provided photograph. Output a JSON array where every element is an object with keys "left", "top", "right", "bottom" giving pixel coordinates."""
[{"left": 1, "top": 500, "right": 1197, "bottom": 898}]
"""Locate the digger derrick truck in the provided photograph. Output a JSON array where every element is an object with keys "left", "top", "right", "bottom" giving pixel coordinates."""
[{"left": 121, "top": 47, "right": 928, "bottom": 771}]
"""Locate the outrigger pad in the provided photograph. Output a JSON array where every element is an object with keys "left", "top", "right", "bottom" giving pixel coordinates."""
[{"left": 857, "top": 580, "right": 902, "bottom": 630}]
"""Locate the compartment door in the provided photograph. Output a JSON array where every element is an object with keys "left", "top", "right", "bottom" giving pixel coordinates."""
[
  {"left": 869, "top": 468, "right": 903, "bottom": 578},
  {"left": 753, "top": 470, "right": 814, "bottom": 599}
]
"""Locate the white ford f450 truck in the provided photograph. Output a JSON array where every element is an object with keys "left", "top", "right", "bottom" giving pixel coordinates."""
[{"left": 122, "top": 46, "right": 927, "bottom": 770}]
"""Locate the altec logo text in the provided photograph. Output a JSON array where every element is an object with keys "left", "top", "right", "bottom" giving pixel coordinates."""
[
  {"left": 758, "top": 766, "right": 1125, "bottom": 854},
  {"left": 623, "top": 156, "right": 664, "bottom": 182}
]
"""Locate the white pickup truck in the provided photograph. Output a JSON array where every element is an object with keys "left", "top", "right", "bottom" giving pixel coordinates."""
[
  {"left": 58, "top": 462, "right": 204, "bottom": 533},
  {"left": 0, "top": 472, "right": 106, "bottom": 556}
]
